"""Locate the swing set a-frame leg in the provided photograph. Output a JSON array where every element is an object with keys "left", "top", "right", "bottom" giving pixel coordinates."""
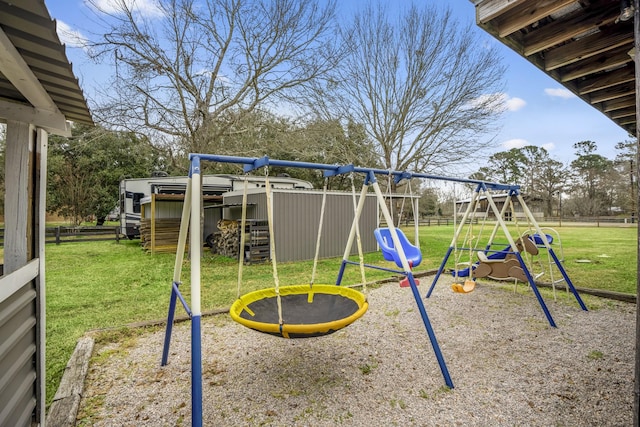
[
  {"left": 427, "top": 246, "right": 454, "bottom": 298},
  {"left": 515, "top": 252, "right": 557, "bottom": 328},
  {"left": 548, "top": 248, "right": 588, "bottom": 311},
  {"left": 407, "top": 272, "right": 454, "bottom": 388}
]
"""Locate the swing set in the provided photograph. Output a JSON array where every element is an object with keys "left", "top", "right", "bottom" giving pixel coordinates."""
[
  {"left": 160, "top": 154, "right": 587, "bottom": 427},
  {"left": 426, "top": 184, "right": 588, "bottom": 328},
  {"left": 161, "top": 154, "right": 454, "bottom": 427}
]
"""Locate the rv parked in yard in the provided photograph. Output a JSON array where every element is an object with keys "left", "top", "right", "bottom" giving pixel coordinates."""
[{"left": 119, "top": 174, "right": 313, "bottom": 239}]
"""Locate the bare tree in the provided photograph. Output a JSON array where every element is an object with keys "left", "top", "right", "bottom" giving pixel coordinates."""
[
  {"left": 307, "top": 3, "right": 506, "bottom": 177},
  {"left": 87, "top": 0, "right": 341, "bottom": 168}
]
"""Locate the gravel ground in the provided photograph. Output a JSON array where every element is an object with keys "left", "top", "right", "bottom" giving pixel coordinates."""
[{"left": 78, "top": 276, "right": 635, "bottom": 426}]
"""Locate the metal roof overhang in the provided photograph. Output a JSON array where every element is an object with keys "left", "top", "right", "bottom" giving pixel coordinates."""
[
  {"left": 471, "top": 0, "right": 636, "bottom": 137},
  {"left": 0, "top": 0, "right": 92, "bottom": 136}
]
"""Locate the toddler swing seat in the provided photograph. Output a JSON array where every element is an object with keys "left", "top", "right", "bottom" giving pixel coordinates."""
[
  {"left": 374, "top": 228, "right": 422, "bottom": 268},
  {"left": 374, "top": 227, "right": 422, "bottom": 287}
]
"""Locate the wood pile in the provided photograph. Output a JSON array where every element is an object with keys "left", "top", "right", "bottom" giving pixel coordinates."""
[
  {"left": 140, "top": 217, "right": 190, "bottom": 253},
  {"left": 213, "top": 219, "right": 241, "bottom": 258}
]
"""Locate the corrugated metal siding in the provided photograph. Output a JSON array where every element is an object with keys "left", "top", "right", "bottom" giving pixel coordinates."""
[
  {"left": 223, "top": 189, "right": 377, "bottom": 262},
  {"left": 203, "top": 208, "right": 221, "bottom": 239},
  {"left": 223, "top": 193, "right": 267, "bottom": 221},
  {"left": 153, "top": 200, "right": 183, "bottom": 218},
  {"left": 273, "top": 191, "right": 377, "bottom": 262},
  {"left": 0, "top": 281, "right": 37, "bottom": 427}
]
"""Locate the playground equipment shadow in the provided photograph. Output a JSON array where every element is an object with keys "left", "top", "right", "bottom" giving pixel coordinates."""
[{"left": 76, "top": 276, "right": 634, "bottom": 426}]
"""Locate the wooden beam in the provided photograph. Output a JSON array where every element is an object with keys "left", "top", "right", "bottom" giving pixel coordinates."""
[
  {"left": 610, "top": 106, "right": 637, "bottom": 119},
  {"left": 578, "top": 66, "right": 635, "bottom": 95},
  {"left": 46, "top": 337, "right": 94, "bottom": 427},
  {"left": 35, "top": 128, "right": 47, "bottom": 427},
  {"left": 545, "top": 27, "right": 634, "bottom": 71},
  {"left": 589, "top": 84, "right": 635, "bottom": 104},
  {"left": 151, "top": 194, "right": 156, "bottom": 254},
  {"left": 492, "top": 0, "right": 577, "bottom": 38},
  {"left": 523, "top": 4, "right": 619, "bottom": 56},
  {"left": 0, "top": 99, "right": 70, "bottom": 136},
  {"left": 0, "top": 26, "right": 60, "bottom": 114},
  {"left": 4, "top": 121, "right": 33, "bottom": 274},
  {"left": 560, "top": 45, "right": 634, "bottom": 82},
  {"left": 618, "top": 116, "right": 636, "bottom": 126},
  {"left": 476, "top": 0, "right": 528, "bottom": 24},
  {"left": 0, "top": 259, "right": 38, "bottom": 304},
  {"left": 602, "top": 94, "right": 636, "bottom": 112}
]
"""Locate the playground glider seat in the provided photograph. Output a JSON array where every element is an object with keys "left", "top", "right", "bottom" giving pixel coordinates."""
[
  {"left": 521, "top": 228, "right": 568, "bottom": 296},
  {"left": 374, "top": 228, "right": 422, "bottom": 268},
  {"left": 524, "top": 227, "right": 564, "bottom": 262},
  {"left": 473, "top": 235, "right": 538, "bottom": 282}
]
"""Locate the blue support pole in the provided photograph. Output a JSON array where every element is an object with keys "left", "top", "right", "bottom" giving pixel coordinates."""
[
  {"left": 515, "top": 252, "right": 557, "bottom": 328},
  {"left": 191, "top": 314, "right": 203, "bottom": 427},
  {"left": 335, "top": 259, "right": 348, "bottom": 286},
  {"left": 342, "top": 259, "right": 414, "bottom": 275},
  {"left": 190, "top": 156, "right": 204, "bottom": 427},
  {"left": 161, "top": 283, "right": 179, "bottom": 366},
  {"left": 548, "top": 248, "right": 588, "bottom": 311},
  {"left": 407, "top": 272, "right": 454, "bottom": 388},
  {"left": 427, "top": 246, "right": 454, "bottom": 298}
]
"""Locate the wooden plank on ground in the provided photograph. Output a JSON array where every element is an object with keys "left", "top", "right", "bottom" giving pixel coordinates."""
[{"left": 47, "top": 337, "right": 94, "bottom": 427}]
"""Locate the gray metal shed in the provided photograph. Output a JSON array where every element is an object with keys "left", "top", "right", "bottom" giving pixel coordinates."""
[{"left": 223, "top": 188, "right": 378, "bottom": 262}]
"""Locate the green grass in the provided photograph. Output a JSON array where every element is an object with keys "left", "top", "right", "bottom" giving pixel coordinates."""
[
  {"left": 409, "top": 224, "right": 638, "bottom": 294},
  {"left": 43, "top": 224, "right": 637, "bottom": 407},
  {"left": 44, "top": 240, "right": 391, "bottom": 406}
]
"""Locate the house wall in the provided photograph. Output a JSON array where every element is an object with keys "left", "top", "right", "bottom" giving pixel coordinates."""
[{"left": 0, "top": 122, "right": 45, "bottom": 426}]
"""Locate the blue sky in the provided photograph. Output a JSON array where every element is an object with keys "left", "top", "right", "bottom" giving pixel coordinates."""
[{"left": 45, "top": 0, "right": 632, "bottom": 165}]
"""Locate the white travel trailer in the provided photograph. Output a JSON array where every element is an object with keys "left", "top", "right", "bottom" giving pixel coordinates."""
[{"left": 119, "top": 173, "right": 313, "bottom": 239}]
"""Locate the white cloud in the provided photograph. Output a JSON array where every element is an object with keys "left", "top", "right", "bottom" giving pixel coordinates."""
[
  {"left": 465, "top": 92, "right": 525, "bottom": 114},
  {"left": 502, "top": 138, "right": 528, "bottom": 149},
  {"left": 505, "top": 96, "right": 526, "bottom": 112},
  {"left": 541, "top": 142, "right": 556, "bottom": 152},
  {"left": 86, "top": 0, "right": 164, "bottom": 19},
  {"left": 544, "top": 87, "right": 576, "bottom": 99},
  {"left": 56, "top": 20, "right": 89, "bottom": 49}
]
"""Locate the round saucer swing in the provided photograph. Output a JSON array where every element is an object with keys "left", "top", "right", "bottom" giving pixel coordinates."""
[
  {"left": 229, "top": 170, "right": 368, "bottom": 339},
  {"left": 230, "top": 284, "right": 368, "bottom": 338}
]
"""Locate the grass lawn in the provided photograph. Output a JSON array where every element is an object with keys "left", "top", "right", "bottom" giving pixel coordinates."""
[
  {"left": 44, "top": 224, "right": 637, "bottom": 406},
  {"left": 419, "top": 224, "right": 637, "bottom": 294}
]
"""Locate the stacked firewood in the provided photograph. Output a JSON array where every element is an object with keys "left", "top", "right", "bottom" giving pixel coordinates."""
[
  {"left": 140, "top": 217, "right": 186, "bottom": 253},
  {"left": 214, "top": 219, "right": 241, "bottom": 258}
]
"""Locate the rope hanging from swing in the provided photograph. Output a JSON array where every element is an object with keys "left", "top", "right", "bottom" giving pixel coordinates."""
[
  {"left": 229, "top": 167, "right": 368, "bottom": 338},
  {"left": 451, "top": 189, "right": 482, "bottom": 293}
]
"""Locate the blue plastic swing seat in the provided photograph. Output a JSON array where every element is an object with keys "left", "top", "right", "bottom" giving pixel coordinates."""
[
  {"left": 374, "top": 228, "right": 422, "bottom": 269},
  {"left": 532, "top": 233, "right": 554, "bottom": 245}
]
